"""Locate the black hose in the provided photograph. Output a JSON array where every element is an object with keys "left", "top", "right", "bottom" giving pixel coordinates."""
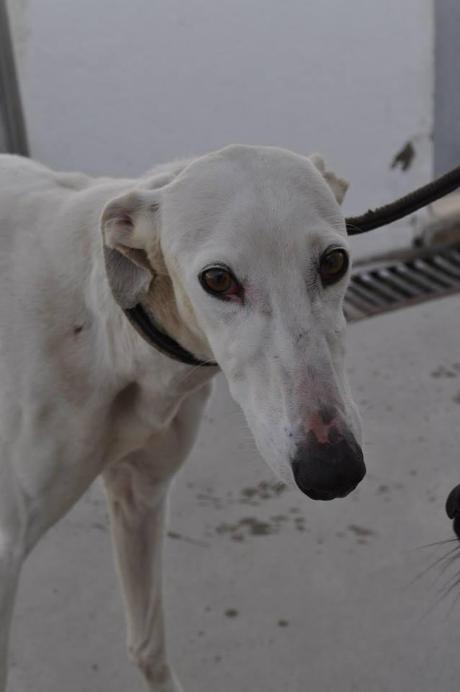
[{"left": 346, "top": 165, "right": 460, "bottom": 235}]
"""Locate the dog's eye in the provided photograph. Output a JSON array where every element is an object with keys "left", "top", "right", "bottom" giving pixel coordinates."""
[
  {"left": 319, "top": 248, "right": 349, "bottom": 286},
  {"left": 199, "top": 265, "right": 241, "bottom": 299}
]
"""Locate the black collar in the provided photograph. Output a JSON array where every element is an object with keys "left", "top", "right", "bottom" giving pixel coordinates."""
[{"left": 124, "top": 303, "right": 218, "bottom": 368}]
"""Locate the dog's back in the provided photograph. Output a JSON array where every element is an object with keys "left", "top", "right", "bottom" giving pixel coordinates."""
[{"left": 0, "top": 156, "right": 94, "bottom": 395}]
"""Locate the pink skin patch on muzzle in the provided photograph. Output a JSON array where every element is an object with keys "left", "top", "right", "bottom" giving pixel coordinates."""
[{"left": 305, "top": 410, "right": 337, "bottom": 444}]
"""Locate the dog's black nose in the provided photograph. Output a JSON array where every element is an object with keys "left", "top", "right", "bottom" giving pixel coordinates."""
[
  {"left": 446, "top": 484, "right": 460, "bottom": 539},
  {"left": 291, "top": 432, "right": 366, "bottom": 501}
]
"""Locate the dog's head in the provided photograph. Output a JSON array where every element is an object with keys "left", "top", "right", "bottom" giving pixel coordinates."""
[{"left": 101, "top": 145, "right": 364, "bottom": 500}]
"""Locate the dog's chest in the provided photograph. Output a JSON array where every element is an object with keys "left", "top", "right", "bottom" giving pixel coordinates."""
[{"left": 102, "top": 364, "right": 213, "bottom": 463}]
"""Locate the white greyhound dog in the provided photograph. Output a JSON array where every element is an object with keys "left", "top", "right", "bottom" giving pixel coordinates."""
[{"left": 0, "top": 144, "right": 364, "bottom": 691}]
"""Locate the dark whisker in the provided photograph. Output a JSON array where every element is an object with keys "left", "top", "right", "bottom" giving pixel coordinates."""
[
  {"left": 447, "top": 585, "right": 460, "bottom": 618},
  {"left": 408, "top": 544, "right": 460, "bottom": 587},
  {"left": 413, "top": 538, "right": 460, "bottom": 551},
  {"left": 436, "top": 571, "right": 460, "bottom": 602}
]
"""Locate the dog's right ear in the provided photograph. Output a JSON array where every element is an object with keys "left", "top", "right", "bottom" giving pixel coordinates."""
[
  {"left": 101, "top": 190, "right": 162, "bottom": 309},
  {"left": 309, "top": 153, "right": 349, "bottom": 205}
]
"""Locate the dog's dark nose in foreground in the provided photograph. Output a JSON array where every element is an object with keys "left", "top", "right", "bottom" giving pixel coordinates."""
[
  {"left": 291, "top": 431, "right": 366, "bottom": 501},
  {"left": 446, "top": 484, "right": 460, "bottom": 539}
]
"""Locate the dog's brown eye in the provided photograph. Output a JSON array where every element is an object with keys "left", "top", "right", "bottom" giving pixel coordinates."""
[
  {"left": 199, "top": 265, "right": 241, "bottom": 299},
  {"left": 319, "top": 248, "right": 349, "bottom": 286}
]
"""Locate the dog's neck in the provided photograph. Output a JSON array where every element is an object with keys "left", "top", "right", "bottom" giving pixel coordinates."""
[{"left": 143, "top": 272, "right": 214, "bottom": 363}]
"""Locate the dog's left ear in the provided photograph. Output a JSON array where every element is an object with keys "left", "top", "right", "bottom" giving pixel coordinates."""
[
  {"left": 101, "top": 190, "right": 164, "bottom": 309},
  {"left": 309, "top": 154, "right": 349, "bottom": 205}
]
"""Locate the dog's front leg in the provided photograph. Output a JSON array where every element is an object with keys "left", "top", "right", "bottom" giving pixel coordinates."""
[
  {"left": 104, "top": 452, "right": 182, "bottom": 692},
  {"left": 103, "top": 383, "right": 211, "bottom": 692},
  {"left": 0, "top": 459, "right": 38, "bottom": 692},
  {"left": 0, "top": 538, "right": 24, "bottom": 692}
]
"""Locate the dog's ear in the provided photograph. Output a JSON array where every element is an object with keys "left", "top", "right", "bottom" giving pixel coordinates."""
[
  {"left": 309, "top": 154, "right": 349, "bottom": 205},
  {"left": 101, "top": 190, "right": 163, "bottom": 309}
]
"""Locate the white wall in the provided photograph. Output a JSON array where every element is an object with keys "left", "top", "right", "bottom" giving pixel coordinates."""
[
  {"left": 9, "top": 0, "right": 434, "bottom": 258},
  {"left": 434, "top": 0, "right": 460, "bottom": 176}
]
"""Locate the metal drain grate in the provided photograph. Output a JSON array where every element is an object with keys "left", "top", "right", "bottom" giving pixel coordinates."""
[{"left": 344, "top": 242, "right": 460, "bottom": 322}]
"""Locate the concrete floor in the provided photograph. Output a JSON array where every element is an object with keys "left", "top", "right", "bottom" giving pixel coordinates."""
[{"left": 8, "top": 294, "right": 460, "bottom": 692}]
